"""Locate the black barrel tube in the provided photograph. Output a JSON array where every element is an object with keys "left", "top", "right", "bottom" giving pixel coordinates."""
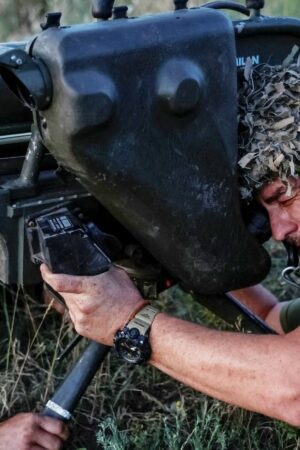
[{"left": 42, "top": 341, "right": 110, "bottom": 422}]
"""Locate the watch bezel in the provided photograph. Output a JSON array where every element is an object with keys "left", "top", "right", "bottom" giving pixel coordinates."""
[{"left": 114, "top": 326, "right": 151, "bottom": 364}]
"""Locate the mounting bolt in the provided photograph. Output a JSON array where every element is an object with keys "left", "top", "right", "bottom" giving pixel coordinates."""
[
  {"left": 245, "top": 0, "right": 264, "bottom": 16},
  {"left": 41, "top": 118, "right": 47, "bottom": 129},
  {"left": 40, "top": 12, "right": 62, "bottom": 30},
  {"left": 113, "top": 5, "right": 128, "bottom": 19},
  {"left": 92, "top": 0, "right": 115, "bottom": 20},
  {"left": 174, "top": 0, "right": 188, "bottom": 10}
]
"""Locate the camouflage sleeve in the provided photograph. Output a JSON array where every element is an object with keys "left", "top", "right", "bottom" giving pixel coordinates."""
[{"left": 280, "top": 298, "right": 300, "bottom": 333}]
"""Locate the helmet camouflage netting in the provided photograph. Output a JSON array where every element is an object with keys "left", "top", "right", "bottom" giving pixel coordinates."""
[{"left": 238, "top": 45, "right": 300, "bottom": 200}]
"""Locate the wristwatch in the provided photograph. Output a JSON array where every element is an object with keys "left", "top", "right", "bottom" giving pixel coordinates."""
[{"left": 114, "top": 304, "right": 159, "bottom": 364}]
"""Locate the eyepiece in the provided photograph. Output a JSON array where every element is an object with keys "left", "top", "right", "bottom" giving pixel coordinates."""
[{"left": 0, "top": 46, "right": 52, "bottom": 110}]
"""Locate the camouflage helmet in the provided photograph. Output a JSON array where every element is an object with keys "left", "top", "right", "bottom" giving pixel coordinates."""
[{"left": 238, "top": 45, "right": 300, "bottom": 200}]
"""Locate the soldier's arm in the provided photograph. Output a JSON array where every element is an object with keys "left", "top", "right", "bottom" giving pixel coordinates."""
[
  {"left": 41, "top": 264, "right": 300, "bottom": 426},
  {"left": 229, "top": 284, "right": 285, "bottom": 333},
  {"left": 149, "top": 313, "right": 300, "bottom": 425}
]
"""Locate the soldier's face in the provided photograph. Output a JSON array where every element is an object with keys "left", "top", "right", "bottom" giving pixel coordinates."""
[{"left": 259, "top": 177, "right": 300, "bottom": 248}]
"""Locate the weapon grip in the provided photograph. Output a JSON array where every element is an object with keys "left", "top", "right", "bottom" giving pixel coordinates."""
[{"left": 42, "top": 341, "right": 110, "bottom": 421}]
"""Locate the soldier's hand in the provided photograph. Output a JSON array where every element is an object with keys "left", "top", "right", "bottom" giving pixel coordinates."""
[
  {"left": 0, "top": 413, "right": 69, "bottom": 450},
  {"left": 40, "top": 264, "right": 147, "bottom": 346}
]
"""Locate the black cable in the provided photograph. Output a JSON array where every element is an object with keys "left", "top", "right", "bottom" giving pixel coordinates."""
[{"left": 200, "top": 1, "right": 250, "bottom": 17}]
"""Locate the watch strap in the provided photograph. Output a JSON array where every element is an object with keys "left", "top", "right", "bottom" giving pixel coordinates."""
[{"left": 126, "top": 304, "right": 159, "bottom": 335}]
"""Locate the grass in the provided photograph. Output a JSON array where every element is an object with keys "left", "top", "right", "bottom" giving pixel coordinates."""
[{"left": 0, "top": 240, "right": 300, "bottom": 449}]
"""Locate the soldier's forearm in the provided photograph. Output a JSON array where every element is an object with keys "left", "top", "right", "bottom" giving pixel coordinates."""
[
  {"left": 229, "top": 284, "right": 279, "bottom": 321},
  {"left": 149, "top": 313, "right": 300, "bottom": 424},
  {"left": 264, "top": 302, "right": 285, "bottom": 334},
  {"left": 230, "top": 284, "right": 291, "bottom": 334}
]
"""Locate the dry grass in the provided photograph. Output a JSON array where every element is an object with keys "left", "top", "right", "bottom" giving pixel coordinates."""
[{"left": 1, "top": 251, "right": 300, "bottom": 450}]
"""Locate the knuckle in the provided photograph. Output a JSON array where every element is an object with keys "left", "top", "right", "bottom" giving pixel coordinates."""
[
  {"left": 55, "top": 420, "right": 65, "bottom": 435},
  {"left": 77, "top": 313, "right": 87, "bottom": 326},
  {"left": 74, "top": 317, "right": 86, "bottom": 334},
  {"left": 27, "top": 415, "right": 38, "bottom": 430},
  {"left": 77, "top": 302, "right": 92, "bottom": 315},
  {"left": 52, "top": 437, "right": 63, "bottom": 450},
  {"left": 74, "top": 323, "right": 82, "bottom": 334},
  {"left": 22, "top": 429, "right": 33, "bottom": 444},
  {"left": 70, "top": 278, "right": 83, "bottom": 293},
  {"left": 51, "top": 419, "right": 66, "bottom": 438},
  {"left": 50, "top": 279, "right": 63, "bottom": 292}
]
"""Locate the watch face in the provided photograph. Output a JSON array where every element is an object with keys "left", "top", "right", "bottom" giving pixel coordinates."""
[
  {"left": 116, "top": 338, "right": 143, "bottom": 363},
  {"left": 114, "top": 328, "right": 151, "bottom": 364}
]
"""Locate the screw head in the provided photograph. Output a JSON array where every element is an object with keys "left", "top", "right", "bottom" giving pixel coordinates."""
[{"left": 129, "top": 328, "right": 140, "bottom": 339}]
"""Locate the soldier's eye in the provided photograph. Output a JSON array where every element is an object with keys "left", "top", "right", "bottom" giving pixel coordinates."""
[{"left": 279, "top": 194, "right": 296, "bottom": 205}]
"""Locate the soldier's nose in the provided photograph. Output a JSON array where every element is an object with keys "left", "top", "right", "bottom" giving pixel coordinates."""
[{"left": 269, "top": 210, "right": 298, "bottom": 242}]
